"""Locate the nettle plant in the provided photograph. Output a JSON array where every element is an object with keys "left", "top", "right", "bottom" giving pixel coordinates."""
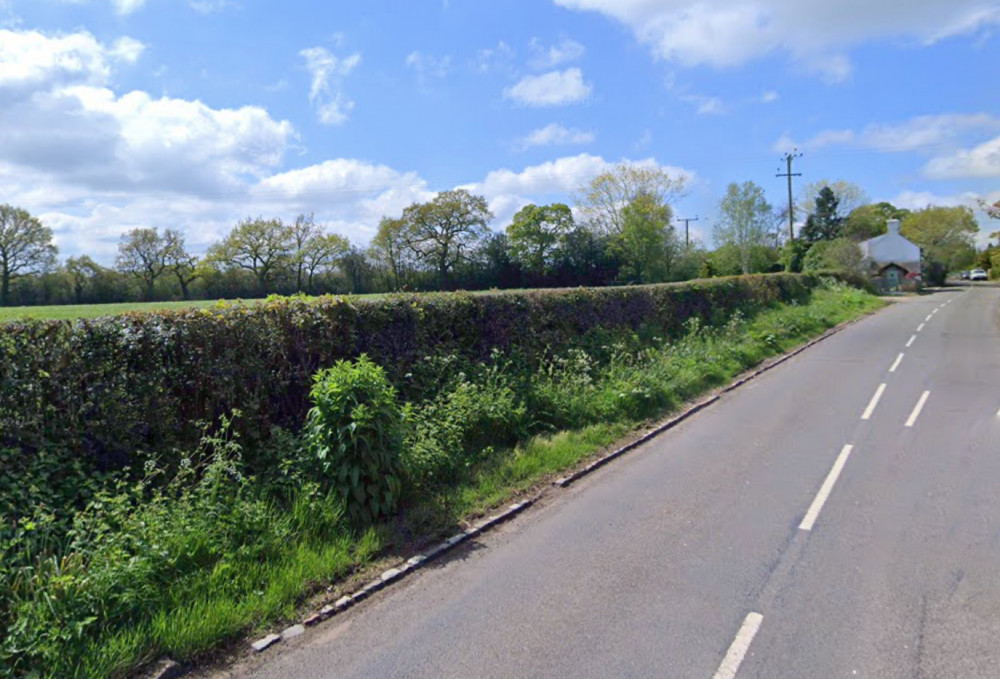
[{"left": 304, "top": 355, "right": 404, "bottom": 526}]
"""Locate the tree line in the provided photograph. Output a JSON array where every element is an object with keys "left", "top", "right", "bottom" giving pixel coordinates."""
[{"left": 0, "top": 167, "right": 992, "bottom": 307}]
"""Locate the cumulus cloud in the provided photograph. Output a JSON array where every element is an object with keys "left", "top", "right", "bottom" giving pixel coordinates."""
[
  {"left": 515, "top": 123, "right": 595, "bottom": 150},
  {"left": 460, "top": 153, "right": 694, "bottom": 227},
  {"left": 679, "top": 93, "right": 725, "bottom": 116},
  {"left": 300, "top": 46, "right": 361, "bottom": 125},
  {"left": 553, "top": 0, "right": 1000, "bottom": 77},
  {"left": 474, "top": 41, "right": 516, "bottom": 75},
  {"left": 503, "top": 68, "right": 592, "bottom": 107}
]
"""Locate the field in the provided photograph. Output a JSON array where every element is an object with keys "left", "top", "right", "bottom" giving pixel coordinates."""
[{"left": 0, "top": 299, "right": 232, "bottom": 321}]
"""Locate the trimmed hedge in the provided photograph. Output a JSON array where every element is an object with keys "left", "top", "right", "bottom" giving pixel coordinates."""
[{"left": 0, "top": 274, "right": 822, "bottom": 470}]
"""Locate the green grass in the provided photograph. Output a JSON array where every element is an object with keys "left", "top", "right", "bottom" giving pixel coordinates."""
[
  {"left": 0, "top": 299, "right": 234, "bottom": 321},
  {"left": 1, "top": 282, "right": 884, "bottom": 679}
]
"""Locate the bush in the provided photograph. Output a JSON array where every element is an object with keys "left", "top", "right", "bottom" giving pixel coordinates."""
[
  {"left": 303, "top": 355, "right": 404, "bottom": 526},
  {"left": 0, "top": 274, "right": 821, "bottom": 478}
]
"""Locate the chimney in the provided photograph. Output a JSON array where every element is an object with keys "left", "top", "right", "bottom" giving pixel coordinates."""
[{"left": 887, "top": 219, "right": 900, "bottom": 236}]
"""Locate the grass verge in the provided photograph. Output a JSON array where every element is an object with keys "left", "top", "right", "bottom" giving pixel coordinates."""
[{"left": 1, "top": 281, "right": 883, "bottom": 678}]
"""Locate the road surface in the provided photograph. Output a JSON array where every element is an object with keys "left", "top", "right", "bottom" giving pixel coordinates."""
[{"left": 223, "top": 285, "right": 1000, "bottom": 679}]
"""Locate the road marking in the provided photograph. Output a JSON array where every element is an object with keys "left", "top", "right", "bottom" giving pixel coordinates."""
[
  {"left": 917, "top": 323, "right": 925, "bottom": 332},
  {"left": 905, "top": 391, "right": 931, "bottom": 428},
  {"left": 800, "top": 444, "right": 854, "bottom": 531},
  {"left": 925, "top": 314, "right": 933, "bottom": 322},
  {"left": 889, "top": 353, "right": 904, "bottom": 373},
  {"left": 862, "top": 383, "right": 887, "bottom": 420},
  {"left": 906, "top": 335, "right": 916, "bottom": 347},
  {"left": 933, "top": 308, "right": 940, "bottom": 314},
  {"left": 713, "top": 612, "right": 764, "bottom": 679}
]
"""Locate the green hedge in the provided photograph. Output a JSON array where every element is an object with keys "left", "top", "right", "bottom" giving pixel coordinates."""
[{"left": 0, "top": 274, "right": 821, "bottom": 470}]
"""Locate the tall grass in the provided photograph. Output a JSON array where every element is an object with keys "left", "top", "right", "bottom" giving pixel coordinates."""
[{"left": 0, "top": 280, "right": 881, "bottom": 678}]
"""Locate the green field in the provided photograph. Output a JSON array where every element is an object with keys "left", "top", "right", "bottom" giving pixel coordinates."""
[{"left": 0, "top": 300, "right": 242, "bottom": 321}]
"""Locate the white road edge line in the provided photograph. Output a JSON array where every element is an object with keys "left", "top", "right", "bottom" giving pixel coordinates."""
[
  {"left": 862, "top": 383, "right": 887, "bottom": 420},
  {"left": 889, "top": 353, "right": 904, "bottom": 373},
  {"left": 917, "top": 323, "right": 925, "bottom": 332},
  {"left": 800, "top": 444, "right": 854, "bottom": 532},
  {"left": 713, "top": 612, "right": 764, "bottom": 679},
  {"left": 905, "top": 391, "right": 931, "bottom": 428},
  {"left": 906, "top": 335, "right": 916, "bottom": 348}
]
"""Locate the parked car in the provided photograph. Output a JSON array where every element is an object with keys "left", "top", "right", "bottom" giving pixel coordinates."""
[
  {"left": 960, "top": 270, "right": 970, "bottom": 280},
  {"left": 970, "top": 269, "right": 988, "bottom": 281}
]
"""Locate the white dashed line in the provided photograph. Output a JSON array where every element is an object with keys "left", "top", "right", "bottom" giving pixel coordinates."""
[
  {"left": 889, "top": 353, "right": 904, "bottom": 373},
  {"left": 906, "top": 335, "right": 916, "bottom": 348},
  {"left": 917, "top": 323, "right": 925, "bottom": 332},
  {"left": 713, "top": 612, "right": 764, "bottom": 679},
  {"left": 862, "top": 383, "right": 887, "bottom": 420},
  {"left": 925, "top": 314, "right": 933, "bottom": 322},
  {"left": 905, "top": 391, "right": 931, "bottom": 428},
  {"left": 800, "top": 444, "right": 854, "bottom": 532}
]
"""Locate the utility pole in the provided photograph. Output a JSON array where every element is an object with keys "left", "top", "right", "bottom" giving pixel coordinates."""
[
  {"left": 677, "top": 216, "right": 699, "bottom": 248},
  {"left": 776, "top": 151, "right": 802, "bottom": 241}
]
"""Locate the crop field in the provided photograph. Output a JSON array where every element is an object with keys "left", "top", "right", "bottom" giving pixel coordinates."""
[{"left": 0, "top": 299, "right": 232, "bottom": 321}]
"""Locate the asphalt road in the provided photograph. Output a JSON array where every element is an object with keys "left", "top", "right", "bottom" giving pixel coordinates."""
[{"left": 224, "top": 284, "right": 1000, "bottom": 679}]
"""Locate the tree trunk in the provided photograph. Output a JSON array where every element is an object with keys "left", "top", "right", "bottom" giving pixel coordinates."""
[{"left": 1, "top": 270, "right": 9, "bottom": 306}]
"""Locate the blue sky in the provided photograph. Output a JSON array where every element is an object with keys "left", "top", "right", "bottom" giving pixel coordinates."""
[{"left": 2, "top": 0, "right": 999, "bottom": 263}]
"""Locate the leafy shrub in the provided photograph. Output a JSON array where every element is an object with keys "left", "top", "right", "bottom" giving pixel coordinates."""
[{"left": 303, "top": 355, "right": 404, "bottom": 526}]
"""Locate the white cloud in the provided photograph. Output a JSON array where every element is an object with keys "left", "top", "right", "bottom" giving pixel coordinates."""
[
  {"left": 515, "top": 123, "right": 595, "bottom": 150},
  {"left": 503, "top": 68, "right": 592, "bottom": 107},
  {"left": 300, "top": 46, "right": 361, "bottom": 125},
  {"left": 405, "top": 51, "right": 452, "bottom": 80},
  {"left": 460, "top": 153, "right": 694, "bottom": 227},
  {"left": 111, "top": 0, "right": 146, "bottom": 14},
  {"left": 189, "top": 0, "right": 236, "bottom": 13},
  {"left": 923, "top": 135, "right": 1000, "bottom": 178},
  {"left": 529, "top": 37, "right": 585, "bottom": 68},
  {"left": 474, "top": 41, "right": 516, "bottom": 74},
  {"left": 761, "top": 90, "right": 779, "bottom": 103},
  {"left": 679, "top": 93, "right": 725, "bottom": 115},
  {"left": 775, "top": 114, "right": 1000, "bottom": 153},
  {"left": 553, "top": 0, "right": 1000, "bottom": 77}
]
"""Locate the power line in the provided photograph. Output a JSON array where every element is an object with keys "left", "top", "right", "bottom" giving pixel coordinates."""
[
  {"left": 677, "top": 216, "right": 699, "bottom": 247},
  {"left": 776, "top": 151, "right": 802, "bottom": 241}
]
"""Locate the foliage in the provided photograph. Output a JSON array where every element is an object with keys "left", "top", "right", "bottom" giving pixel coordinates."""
[
  {"left": 303, "top": 356, "right": 404, "bottom": 525},
  {"left": 0, "top": 275, "right": 825, "bottom": 488},
  {"left": 843, "top": 202, "right": 911, "bottom": 241},
  {"left": 0, "top": 204, "right": 58, "bottom": 306},
  {"left": 207, "top": 217, "right": 294, "bottom": 293},
  {"left": 714, "top": 182, "right": 777, "bottom": 275},
  {"left": 116, "top": 228, "right": 174, "bottom": 301},
  {"left": 576, "top": 162, "right": 687, "bottom": 236},
  {"left": 900, "top": 205, "right": 978, "bottom": 283},
  {"left": 614, "top": 192, "right": 680, "bottom": 283},
  {"left": 400, "top": 189, "right": 493, "bottom": 289},
  {"left": 797, "top": 180, "right": 868, "bottom": 224},
  {"left": 802, "top": 238, "right": 864, "bottom": 273},
  {"left": 800, "top": 186, "right": 845, "bottom": 243},
  {"left": 506, "top": 203, "right": 574, "bottom": 276}
]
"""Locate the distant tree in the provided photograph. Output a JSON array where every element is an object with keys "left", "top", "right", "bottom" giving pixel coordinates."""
[
  {"left": 800, "top": 187, "right": 844, "bottom": 243},
  {"left": 900, "top": 206, "right": 978, "bottom": 284},
  {"left": 576, "top": 163, "right": 687, "bottom": 236},
  {"left": 0, "top": 204, "right": 58, "bottom": 306},
  {"left": 116, "top": 227, "right": 171, "bottom": 300},
  {"left": 340, "top": 245, "right": 376, "bottom": 294},
  {"left": 615, "top": 192, "right": 679, "bottom": 283},
  {"left": 401, "top": 189, "right": 493, "bottom": 289},
  {"left": 506, "top": 203, "right": 574, "bottom": 277},
  {"left": 162, "top": 228, "right": 199, "bottom": 300},
  {"left": 301, "top": 232, "right": 350, "bottom": 292},
  {"left": 802, "top": 238, "right": 864, "bottom": 272},
  {"left": 715, "top": 181, "right": 775, "bottom": 274},
  {"left": 797, "top": 180, "right": 868, "bottom": 224},
  {"left": 207, "top": 217, "right": 293, "bottom": 293},
  {"left": 370, "top": 216, "right": 412, "bottom": 291},
  {"left": 843, "top": 202, "right": 911, "bottom": 241}
]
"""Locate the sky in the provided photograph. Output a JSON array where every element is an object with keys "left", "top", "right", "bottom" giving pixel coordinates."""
[{"left": 1, "top": 0, "right": 999, "bottom": 264}]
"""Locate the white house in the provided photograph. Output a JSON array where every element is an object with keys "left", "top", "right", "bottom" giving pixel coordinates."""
[{"left": 859, "top": 219, "right": 922, "bottom": 290}]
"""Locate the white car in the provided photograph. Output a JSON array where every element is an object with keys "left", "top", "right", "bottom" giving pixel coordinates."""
[{"left": 969, "top": 268, "right": 988, "bottom": 281}]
